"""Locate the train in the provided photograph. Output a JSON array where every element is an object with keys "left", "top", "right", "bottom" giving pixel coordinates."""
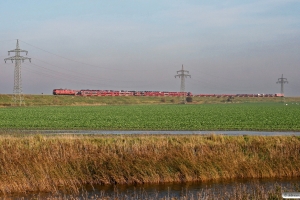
[
  {"left": 53, "top": 89, "right": 192, "bottom": 97},
  {"left": 53, "top": 89, "right": 284, "bottom": 97}
]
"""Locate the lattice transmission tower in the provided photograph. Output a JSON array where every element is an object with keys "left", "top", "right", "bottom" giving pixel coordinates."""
[
  {"left": 175, "top": 64, "right": 191, "bottom": 103},
  {"left": 276, "top": 74, "right": 288, "bottom": 95},
  {"left": 4, "top": 39, "right": 31, "bottom": 106}
]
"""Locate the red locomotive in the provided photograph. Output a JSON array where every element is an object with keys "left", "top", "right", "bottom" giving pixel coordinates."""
[{"left": 53, "top": 89, "right": 79, "bottom": 95}]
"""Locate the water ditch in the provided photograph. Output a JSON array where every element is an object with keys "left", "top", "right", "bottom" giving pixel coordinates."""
[
  {"left": 5, "top": 177, "right": 300, "bottom": 199},
  {"left": 83, "top": 177, "right": 300, "bottom": 199}
]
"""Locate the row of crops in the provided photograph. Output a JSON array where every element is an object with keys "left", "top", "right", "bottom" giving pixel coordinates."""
[{"left": 0, "top": 103, "right": 299, "bottom": 131}]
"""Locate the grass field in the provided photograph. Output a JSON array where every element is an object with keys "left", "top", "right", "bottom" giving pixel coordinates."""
[
  {"left": 0, "top": 134, "right": 299, "bottom": 195},
  {"left": 0, "top": 103, "right": 299, "bottom": 131}
]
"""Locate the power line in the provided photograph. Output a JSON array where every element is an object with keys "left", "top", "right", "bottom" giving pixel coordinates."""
[
  {"left": 23, "top": 63, "right": 102, "bottom": 87},
  {"left": 22, "top": 62, "right": 170, "bottom": 90},
  {"left": 28, "top": 56, "right": 146, "bottom": 83},
  {"left": 189, "top": 78, "right": 257, "bottom": 92},
  {"left": 286, "top": 83, "right": 299, "bottom": 90},
  {"left": 188, "top": 66, "right": 236, "bottom": 81},
  {"left": 0, "top": 39, "right": 16, "bottom": 43},
  {"left": 19, "top": 40, "right": 160, "bottom": 72}
]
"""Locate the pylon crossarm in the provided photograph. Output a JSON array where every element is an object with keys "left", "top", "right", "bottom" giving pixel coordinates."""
[
  {"left": 4, "top": 56, "right": 31, "bottom": 61},
  {"left": 8, "top": 50, "right": 28, "bottom": 57},
  {"left": 8, "top": 49, "right": 28, "bottom": 52},
  {"left": 177, "top": 70, "right": 189, "bottom": 73},
  {"left": 4, "top": 56, "right": 15, "bottom": 61},
  {"left": 20, "top": 56, "right": 31, "bottom": 62},
  {"left": 4, "top": 57, "right": 15, "bottom": 63}
]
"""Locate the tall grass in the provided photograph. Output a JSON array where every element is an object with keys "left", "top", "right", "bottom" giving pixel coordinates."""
[{"left": 0, "top": 134, "right": 299, "bottom": 195}]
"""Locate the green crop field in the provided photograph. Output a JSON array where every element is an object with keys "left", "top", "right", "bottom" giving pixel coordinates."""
[{"left": 1, "top": 103, "right": 299, "bottom": 131}]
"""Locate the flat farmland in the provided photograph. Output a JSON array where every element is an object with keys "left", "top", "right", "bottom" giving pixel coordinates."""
[{"left": 0, "top": 103, "right": 299, "bottom": 131}]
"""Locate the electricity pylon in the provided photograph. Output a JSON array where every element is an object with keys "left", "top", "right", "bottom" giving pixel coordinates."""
[
  {"left": 4, "top": 39, "right": 31, "bottom": 106},
  {"left": 276, "top": 74, "right": 288, "bottom": 95},
  {"left": 175, "top": 64, "right": 191, "bottom": 103}
]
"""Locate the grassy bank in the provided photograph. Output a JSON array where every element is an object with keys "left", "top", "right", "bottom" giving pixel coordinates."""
[
  {"left": 0, "top": 94, "right": 299, "bottom": 106},
  {"left": 0, "top": 134, "right": 299, "bottom": 195}
]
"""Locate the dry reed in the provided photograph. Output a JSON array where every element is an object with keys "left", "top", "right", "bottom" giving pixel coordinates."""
[{"left": 0, "top": 133, "right": 299, "bottom": 195}]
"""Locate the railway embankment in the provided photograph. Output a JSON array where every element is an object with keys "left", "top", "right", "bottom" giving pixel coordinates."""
[{"left": 0, "top": 94, "right": 299, "bottom": 106}]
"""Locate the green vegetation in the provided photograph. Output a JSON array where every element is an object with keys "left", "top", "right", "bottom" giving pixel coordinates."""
[
  {"left": 0, "top": 134, "right": 299, "bottom": 195},
  {"left": 0, "top": 103, "right": 300, "bottom": 131}
]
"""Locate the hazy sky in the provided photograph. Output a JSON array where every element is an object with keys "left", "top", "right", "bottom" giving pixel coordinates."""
[{"left": 0, "top": 0, "right": 299, "bottom": 96}]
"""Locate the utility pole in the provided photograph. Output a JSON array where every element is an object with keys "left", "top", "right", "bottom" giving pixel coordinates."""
[
  {"left": 175, "top": 64, "right": 191, "bottom": 103},
  {"left": 4, "top": 39, "right": 31, "bottom": 106},
  {"left": 276, "top": 74, "right": 288, "bottom": 95}
]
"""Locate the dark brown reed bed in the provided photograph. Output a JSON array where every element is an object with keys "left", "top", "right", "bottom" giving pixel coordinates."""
[{"left": 0, "top": 134, "right": 299, "bottom": 195}]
